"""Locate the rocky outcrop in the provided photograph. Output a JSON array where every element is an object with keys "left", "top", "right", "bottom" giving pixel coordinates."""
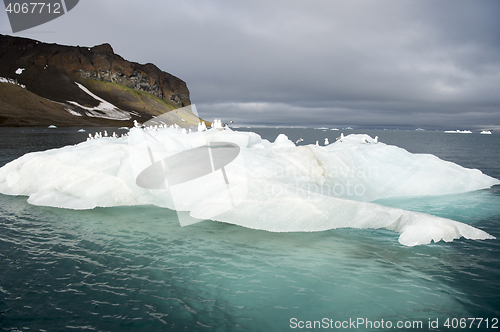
[{"left": 0, "top": 34, "right": 192, "bottom": 126}]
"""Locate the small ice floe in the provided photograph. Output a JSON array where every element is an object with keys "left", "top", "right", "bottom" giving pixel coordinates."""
[
  {"left": 445, "top": 130, "right": 472, "bottom": 134},
  {"left": 480, "top": 131, "right": 492, "bottom": 135},
  {"left": 48, "top": 125, "right": 57, "bottom": 129},
  {"left": 15, "top": 68, "right": 25, "bottom": 75},
  {"left": 78, "top": 129, "right": 86, "bottom": 132}
]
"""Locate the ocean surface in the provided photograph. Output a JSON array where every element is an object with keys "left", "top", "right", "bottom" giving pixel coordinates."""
[{"left": 1, "top": 127, "right": 499, "bottom": 331}]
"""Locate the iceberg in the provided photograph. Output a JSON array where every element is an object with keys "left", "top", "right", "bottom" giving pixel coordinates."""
[
  {"left": 445, "top": 130, "right": 473, "bottom": 134},
  {"left": 0, "top": 126, "right": 498, "bottom": 246}
]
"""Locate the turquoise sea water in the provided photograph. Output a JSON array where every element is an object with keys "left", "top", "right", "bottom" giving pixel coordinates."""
[{"left": 1, "top": 127, "right": 499, "bottom": 331}]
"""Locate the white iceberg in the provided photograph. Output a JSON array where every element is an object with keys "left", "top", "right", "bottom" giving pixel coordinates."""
[
  {"left": 0, "top": 126, "right": 498, "bottom": 246},
  {"left": 445, "top": 130, "right": 473, "bottom": 134}
]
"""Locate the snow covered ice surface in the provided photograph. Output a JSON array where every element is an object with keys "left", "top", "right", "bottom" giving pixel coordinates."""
[
  {"left": 0, "top": 126, "right": 498, "bottom": 246},
  {"left": 67, "top": 83, "right": 131, "bottom": 120}
]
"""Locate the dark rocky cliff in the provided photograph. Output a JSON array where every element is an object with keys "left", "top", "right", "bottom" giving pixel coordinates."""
[{"left": 0, "top": 34, "right": 192, "bottom": 126}]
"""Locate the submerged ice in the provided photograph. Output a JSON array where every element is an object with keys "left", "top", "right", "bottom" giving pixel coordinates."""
[{"left": 0, "top": 125, "right": 498, "bottom": 246}]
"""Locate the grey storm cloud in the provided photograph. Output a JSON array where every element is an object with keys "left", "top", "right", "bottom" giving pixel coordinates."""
[{"left": 1, "top": 0, "right": 499, "bottom": 129}]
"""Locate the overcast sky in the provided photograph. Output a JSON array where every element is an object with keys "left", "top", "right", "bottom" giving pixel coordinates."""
[{"left": 2, "top": 0, "right": 500, "bottom": 129}]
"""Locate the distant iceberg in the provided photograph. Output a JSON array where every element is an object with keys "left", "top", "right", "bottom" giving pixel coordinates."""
[
  {"left": 0, "top": 126, "right": 498, "bottom": 246},
  {"left": 445, "top": 130, "right": 472, "bottom": 133},
  {"left": 480, "top": 130, "right": 492, "bottom": 135}
]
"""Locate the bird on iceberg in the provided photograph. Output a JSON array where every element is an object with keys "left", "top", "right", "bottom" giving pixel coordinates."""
[
  {"left": 198, "top": 122, "right": 207, "bottom": 132},
  {"left": 374, "top": 136, "right": 379, "bottom": 143},
  {"left": 212, "top": 119, "right": 224, "bottom": 130},
  {"left": 296, "top": 138, "right": 304, "bottom": 144},
  {"left": 324, "top": 138, "right": 329, "bottom": 145},
  {"left": 336, "top": 133, "right": 344, "bottom": 142}
]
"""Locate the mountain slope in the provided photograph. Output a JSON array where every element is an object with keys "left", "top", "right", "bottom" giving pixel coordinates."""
[
  {"left": 0, "top": 82, "right": 128, "bottom": 126},
  {"left": 0, "top": 34, "right": 194, "bottom": 127}
]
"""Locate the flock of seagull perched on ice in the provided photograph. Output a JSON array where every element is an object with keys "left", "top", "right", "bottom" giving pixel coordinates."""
[{"left": 84, "top": 119, "right": 380, "bottom": 146}]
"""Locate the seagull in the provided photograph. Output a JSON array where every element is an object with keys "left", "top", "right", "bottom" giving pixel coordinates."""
[
  {"left": 296, "top": 138, "right": 304, "bottom": 144},
  {"left": 374, "top": 136, "right": 379, "bottom": 143},
  {"left": 316, "top": 141, "right": 319, "bottom": 146},
  {"left": 324, "top": 138, "right": 329, "bottom": 145},
  {"left": 336, "top": 133, "right": 345, "bottom": 142}
]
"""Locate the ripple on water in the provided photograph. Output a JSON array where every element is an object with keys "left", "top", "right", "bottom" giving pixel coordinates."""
[{"left": 1, "top": 192, "right": 500, "bottom": 331}]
